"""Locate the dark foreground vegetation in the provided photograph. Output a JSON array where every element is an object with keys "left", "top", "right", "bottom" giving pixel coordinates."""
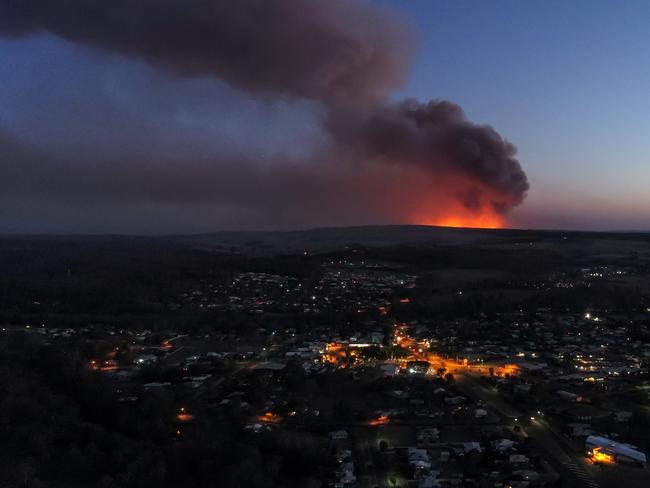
[{"left": 0, "top": 332, "right": 332, "bottom": 488}]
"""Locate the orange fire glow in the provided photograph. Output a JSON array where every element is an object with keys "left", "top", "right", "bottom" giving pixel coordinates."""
[
  {"left": 416, "top": 208, "right": 505, "bottom": 229},
  {"left": 257, "top": 412, "right": 283, "bottom": 424},
  {"left": 432, "top": 213, "right": 505, "bottom": 229},
  {"left": 368, "top": 415, "right": 390, "bottom": 426},
  {"left": 176, "top": 407, "right": 195, "bottom": 422},
  {"left": 91, "top": 359, "right": 119, "bottom": 372},
  {"left": 406, "top": 177, "right": 509, "bottom": 230},
  {"left": 590, "top": 447, "right": 614, "bottom": 464}
]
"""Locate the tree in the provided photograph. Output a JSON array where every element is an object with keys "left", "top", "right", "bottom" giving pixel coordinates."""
[{"left": 332, "top": 400, "right": 353, "bottom": 422}]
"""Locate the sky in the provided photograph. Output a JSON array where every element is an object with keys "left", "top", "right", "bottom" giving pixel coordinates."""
[
  {"left": 384, "top": 0, "right": 650, "bottom": 230},
  {"left": 0, "top": 0, "right": 649, "bottom": 233}
]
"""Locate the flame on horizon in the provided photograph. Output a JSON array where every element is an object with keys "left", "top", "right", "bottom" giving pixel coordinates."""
[
  {"left": 408, "top": 191, "right": 507, "bottom": 230},
  {"left": 426, "top": 212, "right": 505, "bottom": 229}
]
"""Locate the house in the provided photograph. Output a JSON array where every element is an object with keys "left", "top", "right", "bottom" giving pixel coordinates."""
[
  {"left": 444, "top": 396, "right": 466, "bottom": 405},
  {"left": 475, "top": 408, "right": 488, "bottom": 418},
  {"left": 330, "top": 430, "right": 348, "bottom": 441},
  {"left": 335, "top": 461, "right": 356, "bottom": 486},
  {"left": 557, "top": 390, "right": 581, "bottom": 402},
  {"left": 462, "top": 442, "right": 481, "bottom": 453},
  {"left": 509, "top": 454, "right": 530, "bottom": 465},
  {"left": 251, "top": 361, "right": 286, "bottom": 372},
  {"left": 143, "top": 382, "right": 171, "bottom": 390},
  {"left": 493, "top": 439, "right": 515, "bottom": 452},
  {"left": 135, "top": 354, "right": 157, "bottom": 365},
  {"left": 407, "top": 360, "right": 430, "bottom": 375}
]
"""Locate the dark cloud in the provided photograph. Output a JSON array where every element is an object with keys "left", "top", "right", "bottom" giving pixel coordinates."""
[{"left": 0, "top": 0, "right": 412, "bottom": 104}]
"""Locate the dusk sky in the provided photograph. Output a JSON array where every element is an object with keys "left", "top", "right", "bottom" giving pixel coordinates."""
[{"left": 1, "top": 0, "right": 649, "bottom": 233}]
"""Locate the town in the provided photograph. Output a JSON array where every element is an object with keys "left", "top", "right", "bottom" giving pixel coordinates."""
[{"left": 1, "top": 229, "right": 649, "bottom": 488}]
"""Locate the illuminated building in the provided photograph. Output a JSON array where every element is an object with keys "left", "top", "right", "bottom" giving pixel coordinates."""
[
  {"left": 406, "top": 360, "right": 430, "bottom": 375},
  {"left": 585, "top": 435, "right": 647, "bottom": 467}
]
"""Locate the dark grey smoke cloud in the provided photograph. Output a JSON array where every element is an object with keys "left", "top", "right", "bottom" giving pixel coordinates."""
[
  {"left": 328, "top": 99, "right": 529, "bottom": 210},
  {"left": 0, "top": 0, "right": 529, "bottom": 226},
  {"left": 0, "top": 0, "right": 411, "bottom": 104}
]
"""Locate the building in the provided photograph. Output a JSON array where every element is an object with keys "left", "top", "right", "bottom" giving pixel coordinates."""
[
  {"left": 406, "top": 360, "right": 430, "bottom": 375},
  {"left": 585, "top": 435, "right": 647, "bottom": 467}
]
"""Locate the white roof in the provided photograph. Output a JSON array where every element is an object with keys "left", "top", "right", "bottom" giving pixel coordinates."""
[{"left": 251, "top": 361, "right": 286, "bottom": 371}]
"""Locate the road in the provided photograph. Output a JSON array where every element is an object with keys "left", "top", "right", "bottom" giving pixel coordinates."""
[
  {"left": 455, "top": 372, "right": 523, "bottom": 419},
  {"left": 456, "top": 372, "right": 604, "bottom": 488}
]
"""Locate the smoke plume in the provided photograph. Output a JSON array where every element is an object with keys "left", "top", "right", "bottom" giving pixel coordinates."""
[
  {"left": 328, "top": 99, "right": 529, "bottom": 212},
  {"left": 0, "top": 0, "right": 529, "bottom": 226}
]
